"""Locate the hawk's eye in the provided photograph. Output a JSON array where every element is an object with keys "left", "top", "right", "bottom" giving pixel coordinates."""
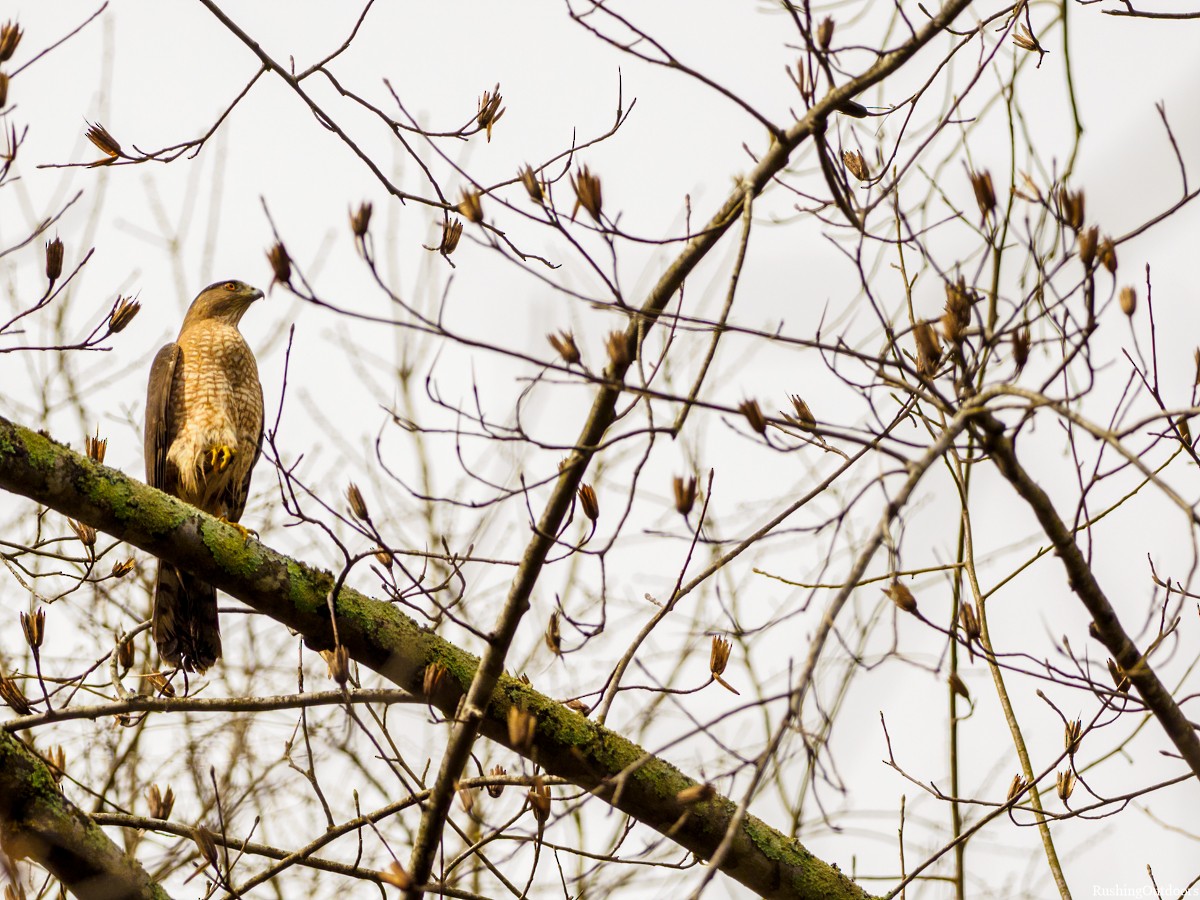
[{"left": 223, "top": 281, "right": 237, "bottom": 291}]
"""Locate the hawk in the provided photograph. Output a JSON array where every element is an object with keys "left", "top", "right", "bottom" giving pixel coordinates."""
[{"left": 144, "top": 280, "right": 265, "bottom": 672}]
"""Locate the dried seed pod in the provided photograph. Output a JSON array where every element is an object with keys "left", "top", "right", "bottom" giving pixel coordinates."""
[
  {"left": 192, "top": 825, "right": 220, "bottom": 869},
  {"left": 1178, "top": 415, "right": 1193, "bottom": 448},
  {"left": 1064, "top": 718, "right": 1082, "bottom": 756},
  {"left": 816, "top": 16, "right": 834, "bottom": 49},
  {"left": 545, "top": 611, "right": 562, "bottom": 656},
  {"left": 842, "top": 149, "right": 868, "bottom": 182},
  {"left": 969, "top": 169, "right": 996, "bottom": 220},
  {"left": 913, "top": 321, "right": 943, "bottom": 376},
  {"left": 380, "top": 862, "right": 413, "bottom": 889},
  {"left": 959, "top": 601, "right": 981, "bottom": 643},
  {"left": 570, "top": 165, "right": 603, "bottom": 222},
  {"left": 117, "top": 635, "right": 135, "bottom": 669},
  {"left": 373, "top": 548, "right": 394, "bottom": 567},
  {"left": 547, "top": 330, "right": 580, "bottom": 365},
  {"left": 267, "top": 242, "right": 291, "bottom": 287},
  {"left": 146, "top": 784, "right": 175, "bottom": 820},
  {"left": 673, "top": 475, "right": 697, "bottom": 517},
  {"left": 458, "top": 188, "right": 484, "bottom": 224},
  {"left": 457, "top": 783, "right": 477, "bottom": 813},
  {"left": 507, "top": 706, "right": 536, "bottom": 753},
  {"left": 475, "top": 83, "right": 505, "bottom": 141},
  {"left": 349, "top": 202, "right": 372, "bottom": 240},
  {"left": 85, "top": 121, "right": 122, "bottom": 159},
  {"left": 883, "top": 581, "right": 917, "bottom": 614},
  {"left": 85, "top": 428, "right": 107, "bottom": 463},
  {"left": 563, "top": 698, "right": 589, "bottom": 716},
  {"left": 1012, "top": 327, "right": 1031, "bottom": 372},
  {"left": 108, "top": 296, "right": 141, "bottom": 334},
  {"left": 604, "top": 330, "right": 630, "bottom": 368},
  {"left": 519, "top": 165, "right": 544, "bottom": 204},
  {"left": 323, "top": 645, "right": 350, "bottom": 686},
  {"left": 577, "top": 484, "right": 599, "bottom": 521},
  {"left": 486, "top": 765, "right": 507, "bottom": 798},
  {"left": 346, "top": 483, "right": 370, "bottom": 521},
  {"left": 1006, "top": 774, "right": 1027, "bottom": 804},
  {"left": 1118, "top": 286, "right": 1136, "bottom": 317},
  {"left": 20, "top": 608, "right": 44, "bottom": 649},
  {"left": 709, "top": 636, "right": 738, "bottom": 694},
  {"left": 528, "top": 776, "right": 551, "bottom": 823},
  {"left": 45, "top": 238, "right": 64, "bottom": 284},
  {"left": 45, "top": 746, "right": 66, "bottom": 784},
  {"left": 1077, "top": 226, "right": 1099, "bottom": 270},
  {"left": 1106, "top": 658, "right": 1130, "bottom": 693},
  {"left": 1097, "top": 235, "right": 1117, "bottom": 274},
  {"left": 738, "top": 399, "right": 767, "bottom": 435},
  {"left": 1055, "top": 769, "right": 1076, "bottom": 803},
  {"left": 0, "top": 669, "right": 31, "bottom": 715},
  {"left": 111, "top": 558, "right": 136, "bottom": 578},
  {"left": 436, "top": 218, "right": 463, "bottom": 256},
  {"left": 1058, "top": 187, "right": 1085, "bottom": 233},
  {"left": 676, "top": 783, "right": 716, "bottom": 805},
  {"left": 146, "top": 672, "right": 175, "bottom": 697},
  {"left": 1013, "top": 24, "right": 1039, "bottom": 52},
  {"left": 786, "top": 394, "right": 816, "bottom": 429},
  {"left": 423, "top": 662, "right": 447, "bottom": 699},
  {"left": 0, "top": 21, "right": 23, "bottom": 63},
  {"left": 68, "top": 518, "right": 97, "bottom": 557},
  {"left": 948, "top": 672, "right": 970, "bottom": 702}
]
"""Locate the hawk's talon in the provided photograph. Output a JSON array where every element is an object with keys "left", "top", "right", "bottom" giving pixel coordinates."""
[
  {"left": 218, "top": 516, "right": 257, "bottom": 543},
  {"left": 206, "top": 445, "right": 236, "bottom": 472}
]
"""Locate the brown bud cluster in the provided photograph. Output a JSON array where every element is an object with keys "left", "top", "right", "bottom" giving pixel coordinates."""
[
  {"left": 267, "top": 242, "right": 291, "bottom": 287},
  {"left": 673, "top": 475, "right": 697, "bottom": 517},
  {"left": 0, "top": 21, "right": 23, "bottom": 63},
  {"left": 1097, "top": 235, "right": 1117, "bottom": 274},
  {"left": 1078, "top": 226, "right": 1099, "bottom": 270},
  {"left": 457, "top": 782, "right": 477, "bottom": 813},
  {"left": 85, "top": 428, "right": 107, "bottom": 463},
  {"left": 577, "top": 483, "right": 599, "bottom": 521},
  {"left": 1064, "top": 718, "right": 1082, "bottom": 757},
  {"left": 710, "top": 636, "right": 739, "bottom": 694},
  {"left": 68, "top": 518, "right": 97, "bottom": 558},
  {"left": 108, "top": 295, "right": 141, "bottom": 334},
  {"left": 1056, "top": 769, "right": 1076, "bottom": 804},
  {"left": 0, "top": 72, "right": 8, "bottom": 110},
  {"left": 0, "top": 668, "right": 30, "bottom": 715},
  {"left": 1058, "top": 187, "right": 1085, "bottom": 233},
  {"left": 1006, "top": 774, "right": 1027, "bottom": 804},
  {"left": 146, "top": 784, "right": 175, "bottom": 820},
  {"left": 738, "top": 398, "right": 767, "bottom": 435},
  {"left": 45, "top": 238, "right": 64, "bottom": 284},
  {"left": 676, "top": 782, "right": 716, "bottom": 806},
  {"left": 842, "top": 149, "right": 868, "bottom": 182},
  {"left": 570, "top": 164, "right": 603, "bottom": 223},
  {"left": 458, "top": 188, "right": 484, "bottom": 224},
  {"left": 192, "top": 825, "right": 220, "bottom": 869},
  {"left": 519, "top": 165, "right": 544, "bottom": 204},
  {"left": 969, "top": 169, "right": 996, "bottom": 220},
  {"left": 884, "top": 581, "right": 917, "bottom": 614},
  {"left": 437, "top": 218, "right": 463, "bottom": 256},
  {"left": 913, "top": 321, "right": 943, "bottom": 377},
  {"left": 948, "top": 672, "right": 970, "bottom": 702},
  {"left": 111, "top": 558, "right": 136, "bottom": 578},
  {"left": 959, "top": 601, "right": 981, "bottom": 644},
  {"left": 323, "top": 645, "right": 350, "bottom": 686},
  {"left": 941, "top": 278, "right": 974, "bottom": 345},
  {"left": 1012, "top": 327, "right": 1031, "bottom": 372},
  {"left": 528, "top": 775, "right": 551, "bottom": 823},
  {"left": 1107, "top": 658, "right": 1130, "bottom": 694},
  {"left": 45, "top": 746, "right": 66, "bottom": 784},
  {"left": 476, "top": 84, "right": 505, "bottom": 141},
  {"left": 547, "top": 330, "right": 580, "bottom": 365},
  {"left": 784, "top": 394, "right": 816, "bottom": 430},
  {"left": 486, "top": 765, "right": 507, "bottom": 798},
  {"left": 350, "top": 201, "right": 372, "bottom": 240},
  {"left": 507, "top": 706, "right": 536, "bottom": 753},
  {"left": 20, "top": 608, "right": 44, "bottom": 650},
  {"left": 817, "top": 16, "right": 835, "bottom": 49},
  {"left": 1013, "top": 24, "right": 1040, "bottom": 52},
  {"left": 117, "top": 635, "right": 135, "bottom": 669},
  {"left": 423, "top": 661, "right": 447, "bottom": 699},
  {"left": 380, "top": 862, "right": 413, "bottom": 889},
  {"left": 545, "top": 611, "right": 562, "bottom": 656},
  {"left": 1118, "top": 286, "right": 1136, "bottom": 317},
  {"left": 605, "top": 330, "right": 630, "bottom": 369},
  {"left": 346, "top": 482, "right": 370, "bottom": 521},
  {"left": 85, "top": 121, "right": 122, "bottom": 161}
]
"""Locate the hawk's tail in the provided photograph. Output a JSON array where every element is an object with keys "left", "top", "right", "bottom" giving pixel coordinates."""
[{"left": 152, "top": 562, "right": 222, "bottom": 673}]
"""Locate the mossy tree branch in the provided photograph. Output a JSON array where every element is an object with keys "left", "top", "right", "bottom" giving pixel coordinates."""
[
  {"left": 0, "top": 728, "right": 172, "bottom": 900},
  {"left": 0, "top": 414, "right": 874, "bottom": 900}
]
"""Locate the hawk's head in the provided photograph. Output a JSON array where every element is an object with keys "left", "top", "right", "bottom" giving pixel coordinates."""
[{"left": 182, "top": 280, "right": 264, "bottom": 328}]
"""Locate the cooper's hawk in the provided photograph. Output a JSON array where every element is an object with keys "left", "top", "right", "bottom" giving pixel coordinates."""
[{"left": 144, "top": 280, "right": 264, "bottom": 672}]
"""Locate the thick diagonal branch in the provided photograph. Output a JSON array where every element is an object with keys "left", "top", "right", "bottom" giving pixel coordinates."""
[
  {"left": 0, "top": 416, "right": 873, "bottom": 900},
  {"left": 976, "top": 412, "right": 1200, "bottom": 779},
  {"left": 0, "top": 728, "right": 171, "bottom": 900}
]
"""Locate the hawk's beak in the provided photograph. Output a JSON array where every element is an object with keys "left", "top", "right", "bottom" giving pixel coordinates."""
[{"left": 244, "top": 287, "right": 264, "bottom": 303}]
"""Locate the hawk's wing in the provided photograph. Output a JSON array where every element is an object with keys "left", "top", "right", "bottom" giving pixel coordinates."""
[{"left": 145, "top": 342, "right": 181, "bottom": 491}]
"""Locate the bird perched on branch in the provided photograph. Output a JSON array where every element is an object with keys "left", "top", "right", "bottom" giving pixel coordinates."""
[{"left": 144, "top": 280, "right": 265, "bottom": 672}]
